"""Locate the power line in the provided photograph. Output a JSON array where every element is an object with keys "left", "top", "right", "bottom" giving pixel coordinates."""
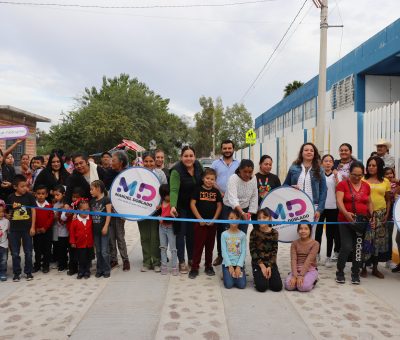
[
  {"left": 240, "top": 0, "right": 309, "bottom": 103},
  {"left": 0, "top": 0, "right": 276, "bottom": 9}
]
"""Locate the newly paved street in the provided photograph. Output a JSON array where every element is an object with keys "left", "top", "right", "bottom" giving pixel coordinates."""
[{"left": 1, "top": 222, "right": 400, "bottom": 340}]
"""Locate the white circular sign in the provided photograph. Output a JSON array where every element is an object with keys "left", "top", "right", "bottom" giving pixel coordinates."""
[
  {"left": 393, "top": 196, "right": 400, "bottom": 232},
  {"left": 0, "top": 125, "right": 28, "bottom": 140},
  {"left": 260, "top": 186, "right": 315, "bottom": 242},
  {"left": 110, "top": 167, "right": 161, "bottom": 221}
]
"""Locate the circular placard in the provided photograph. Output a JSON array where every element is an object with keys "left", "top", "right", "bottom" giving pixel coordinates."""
[
  {"left": 260, "top": 186, "right": 315, "bottom": 242},
  {"left": 110, "top": 167, "right": 161, "bottom": 221}
]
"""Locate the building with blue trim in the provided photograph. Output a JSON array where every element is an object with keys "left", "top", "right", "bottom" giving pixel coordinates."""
[{"left": 247, "top": 19, "right": 400, "bottom": 179}]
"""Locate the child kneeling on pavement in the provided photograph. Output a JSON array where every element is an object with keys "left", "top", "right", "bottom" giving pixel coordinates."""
[{"left": 250, "top": 208, "right": 282, "bottom": 292}]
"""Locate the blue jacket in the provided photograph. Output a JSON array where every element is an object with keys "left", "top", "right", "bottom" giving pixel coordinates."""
[{"left": 283, "top": 164, "right": 327, "bottom": 213}]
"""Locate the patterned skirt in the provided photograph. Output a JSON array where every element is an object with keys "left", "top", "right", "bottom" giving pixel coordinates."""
[{"left": 363, "top": 209, "right": 390, "bottom": 262}]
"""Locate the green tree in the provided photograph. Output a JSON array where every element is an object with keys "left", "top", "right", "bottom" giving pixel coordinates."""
[
  {"left": 219, "top": 103, "right": 253, "bottom": 150},
  {"left": 43, "top": 74, "right": 189, "bottom": 161},
  {"left": 284, "top": 80, "right": 304, "bottom": 98}
]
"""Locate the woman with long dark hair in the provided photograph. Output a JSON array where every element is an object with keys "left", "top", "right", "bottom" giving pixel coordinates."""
[
  {"left": 170, "top": 146, "right": 203, "bottom": 274},
  {"left": 361, "top": 156, "right": 391, "bottom": 279},
  {"left": 223, "top": 159, "right": 258, "bottom": 235},
  {"left": 33, "top": 152, "right": 70, "bottom": 198},
  {"left": 283, "top": 143, "right": 327, "bottom": 221}
]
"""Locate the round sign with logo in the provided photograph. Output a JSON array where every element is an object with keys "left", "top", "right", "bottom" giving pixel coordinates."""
[
  {"left": 110, "top": 167, "right": 161, "bottom": 221},
  {"left": 393, "top": 197, "right": 400, "bottom": 232},
  {"left": 259, "top": 186, "right": 315, "bottom": 242}
]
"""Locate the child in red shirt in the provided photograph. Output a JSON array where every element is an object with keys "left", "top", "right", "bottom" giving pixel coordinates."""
[
  {"left": 33, "top": 185, "right": 54, "bottom": 273},
  {"left": 69, "top": 199, "right": 93, "bottom": 279}
]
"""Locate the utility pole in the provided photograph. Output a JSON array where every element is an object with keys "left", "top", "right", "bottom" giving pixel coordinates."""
[
  {"left": 314, "top": 0, "right": 328, "bottom": 155},
  {"left": 212, "top": 110, "right": 216, "bottom": 158}
]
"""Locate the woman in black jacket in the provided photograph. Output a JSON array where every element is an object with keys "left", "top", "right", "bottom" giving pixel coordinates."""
[
  {"left": 0, "top": 150, "right": 16, "bottom": 201},
  {"left": 34, "top": 152, "right": 70, "bottom": 199}
]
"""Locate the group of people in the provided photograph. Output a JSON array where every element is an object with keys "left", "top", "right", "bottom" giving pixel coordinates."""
[{"left": 0, "top": 137, "right": 399, "bottom": 293}]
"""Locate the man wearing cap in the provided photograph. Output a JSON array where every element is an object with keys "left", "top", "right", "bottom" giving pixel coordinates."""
[{"left": 376, "top": 139, "right": 395, "bottom": 169}]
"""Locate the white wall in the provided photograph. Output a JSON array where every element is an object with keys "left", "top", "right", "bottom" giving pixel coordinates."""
[{"left": 365, "top": 75, "right": 400, "bottom": 111}]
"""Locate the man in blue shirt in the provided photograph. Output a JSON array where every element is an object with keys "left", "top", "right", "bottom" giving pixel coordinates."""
[{"left": 211, "top": 140, "right": 239, "bottom": 266}]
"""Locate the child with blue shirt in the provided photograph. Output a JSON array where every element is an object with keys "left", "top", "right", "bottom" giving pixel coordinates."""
[{"left": 221, "top": 210, "right": 247, "bottom": 289}]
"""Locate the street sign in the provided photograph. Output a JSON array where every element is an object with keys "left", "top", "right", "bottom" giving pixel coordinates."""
[{"left": 245, "top": 128, "right": 256, "bottom": 145}]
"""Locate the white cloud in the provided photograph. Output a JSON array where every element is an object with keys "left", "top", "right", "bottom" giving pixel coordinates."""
[{"left": 0, "top": 0, "right": 399, "bottom": 130}]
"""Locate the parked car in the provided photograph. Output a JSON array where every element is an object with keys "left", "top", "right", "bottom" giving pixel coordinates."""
[{"left": 199, "top": 158, "right": 215, "bottom": 169}]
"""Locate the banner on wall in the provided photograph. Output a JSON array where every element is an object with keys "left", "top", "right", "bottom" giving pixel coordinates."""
[
  {"left": 259, "top": 186, "right": 315, "bottom": 242},
  {"left": 0, "top": 125, "right": 28, "bottom": 140},
  {"left": 393, "top": 197, "right": 400, "bottom": 232},
  {"left": 110, "top": 167, "right": 161, "bottom": 221}
]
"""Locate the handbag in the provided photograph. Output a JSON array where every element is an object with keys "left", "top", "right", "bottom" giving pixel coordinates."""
[{"left": 347, "top": 180, "right": 369, "bottom": 235}]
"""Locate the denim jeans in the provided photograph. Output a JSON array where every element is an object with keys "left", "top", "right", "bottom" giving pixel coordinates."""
[
  {"left": 94, "top": 231, "right": 111, "bottom": 275},
  {"left": 176, "top": 209, "right": 194, "bottom": 263},
  {"left": 222, "top": 264, "right": 246, "bottom": 289},
  {"left": 0, "top": 247, "right": 7, "bottom": 277},
  {"left": 159, "top": 224, "right": 177, "bottom": 268},
  {"left": 9, "top": 230, "right": 33, "bottom": 275}
]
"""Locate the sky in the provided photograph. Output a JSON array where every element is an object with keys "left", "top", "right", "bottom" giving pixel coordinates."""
[{"left": 0, "top": 0, "right": 399, "bottom": 131}]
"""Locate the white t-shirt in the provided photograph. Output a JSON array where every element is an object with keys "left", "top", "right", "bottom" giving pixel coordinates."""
[
  {"left": 325, "top": 172, "right": 342, "bottom": 209},
  {"left": 0, "top": 218, "right": 10, "bottom": 249}
]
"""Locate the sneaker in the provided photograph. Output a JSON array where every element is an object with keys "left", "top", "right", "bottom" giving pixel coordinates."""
[
  {"left": 0, "top": 276, "right": 7, "bottom": 281},
  {"left": 161, "top": 266, "right": 168, "bottom": 275},
  {"left": 103, "top": 273, "right": 110, "bottom": 278},
  {"left": 391, "top": 264, "right": 400, "bottom": 273},
  {"left": 331, "top": 252, "right": 339, "bottom": 261},
  {"left": 95, "top": 272, "right": 103, "bottom": 278},
  {"left": 205, "top": 267, "right": 215, "bottom": 276},
  {"left": 154, "top": 266, "right": 161, "bottom": 273},
  {"left": 351, "top": 273, "right": 360, "bottom": 285},
  {"left": 324, "top": 258, "right": 334, "bottom": 268},
  {"left": 179, "top": 263, "right": 188, "bottom": 274},
  {"left": 188, "top": 270, "right": 199, "bottom": 279},
  {"left": 335, "top": 271, "right": 345, "bottom": 284},
  {"left": 110, "top": 261, "right": 118, "bottom": 269},
  {"left": 77, "top": 273, "right": 84, "bottom": 279},
  {"left": 141, "top": 266, "right": 150, "bottom": 272},
  {"left": 13, "top": 274, "right": 21, "bottom": 282},
  {"left": 385, "top": 261, "right": 396, "bottom": 269},
  {"left": 122, "top": 260, "right": 130, "bottom": 271},
  {"left": 26, "top": 274, "right": 34, "bottom": 281},
  {"left": 213, "top": 256, "right": 223, "bottom": 266},
  {"left": 67, "top": 270, "right": 77, "bottom": 276},
  {"left": 58, "top": 267, "right": 66, "bottom": 272},
  {"left": 42, "top": 267, "right": 49, "bottom": 274},
  {"left": 172, "top": 267, "right": 179, "bottom": 276},
  {"left": 32, "top": 265, "right": 40, "bottom": 273}
]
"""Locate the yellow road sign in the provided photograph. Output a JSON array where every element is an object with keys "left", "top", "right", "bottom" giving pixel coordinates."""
[{"left": 246, "top": 128, "right": 256, "bottom": 145}]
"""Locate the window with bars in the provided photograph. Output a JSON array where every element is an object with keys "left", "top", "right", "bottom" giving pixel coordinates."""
[
  {"left": 5, "top": 139, "right": 26, "bottom": 166},
  {"left": 331, "top": 75, "right": 354, "bottom": 110}
]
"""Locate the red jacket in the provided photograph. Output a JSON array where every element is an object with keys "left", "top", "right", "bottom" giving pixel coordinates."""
[
  {"left": 35, "top": 202, "right": 54, "bottom": 232},
  {"left": 69, "top": 217, "right": 93, "bottom": 248}
]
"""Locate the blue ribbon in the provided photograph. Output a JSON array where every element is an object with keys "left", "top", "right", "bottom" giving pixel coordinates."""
[{"left": 8, "top": 204, "right": 366, "bottom": 225}]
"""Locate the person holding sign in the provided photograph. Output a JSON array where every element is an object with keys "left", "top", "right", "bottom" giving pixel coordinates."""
[
  {"left": 255, "top": 155, "right": 281, "bottom": 206},
  {"left": 283, "top": 143, "right": 327, "bottom": 221},
  {"left": 138, "top": 152, "right": 167, "bottom": 272}
]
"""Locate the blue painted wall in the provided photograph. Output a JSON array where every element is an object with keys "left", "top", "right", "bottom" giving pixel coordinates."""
[{"left": 255, "top": 18, "right": 400, "bottom": 129}]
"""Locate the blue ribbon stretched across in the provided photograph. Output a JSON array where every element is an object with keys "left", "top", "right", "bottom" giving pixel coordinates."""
[{"left": 8, "top": 204, "right": 367, "bottom": 225}]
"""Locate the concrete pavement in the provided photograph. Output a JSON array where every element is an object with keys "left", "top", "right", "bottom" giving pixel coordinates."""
[{"left": 0, "top": 222, "right": 399, "bottom": 340}]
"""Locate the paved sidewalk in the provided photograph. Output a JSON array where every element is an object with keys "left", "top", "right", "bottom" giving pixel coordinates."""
[{"left": 0, "top": 223, "right": 400, "bottom": 340}]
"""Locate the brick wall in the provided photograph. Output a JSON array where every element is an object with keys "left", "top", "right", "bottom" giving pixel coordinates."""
[{"left": 0, "top": 116, "right": 38, "bottom": 159}]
